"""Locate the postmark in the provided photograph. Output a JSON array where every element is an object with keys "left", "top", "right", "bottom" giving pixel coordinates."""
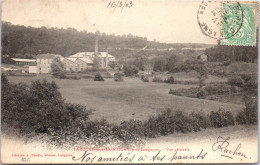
[{"left": 197, "top": 1, "right": 243, "bottom": 40}]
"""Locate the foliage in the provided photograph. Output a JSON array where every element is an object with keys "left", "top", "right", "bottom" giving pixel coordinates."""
[
  {"left": 1, "top": 78, "right": 90, "bottom": 135},
  {"left": 204, "top": 83, "right": 234, "bottom": 95},
  {"left": 197, "top": 88, "right": 208, "bottom": 99},
  {"left": 227, "top": 76, "right": 244, "bottom": 88},
  {"left": 209, "top": 109, "right": 235, "bottom": 128},
  {"left": 141, "top": 75, "right": 149, "bottom": 82},
  {"left": 123, "top": 65, "right": 139, "bottom": 76},
  {"left": 114, "top": 72, "right": 124, "bottom": 82},
  {"left": 133, "top": 57, "right": 148, "bottom": 71},
  {"left": 189, "top": 112, "right": 210, "bottom": 131},
  {"left": 169, "top": 87, "right": 198, "bottom": 98},
  {"left": 152, "top": 76, "right": 163, "bottom": 82},
  {"left": 236, "top": 96, "right": 257, "bottom": 125},
  {"left": 51, "top": 57, "right": 66, "bottom": 78},
  {"left": 94, "top": 73, "right": 104, "bottom": 81},
  {"left": 205, "top": 45, "right": 257, "bottom": 63},
  {"left": 164, "top": 76, "right": 175, "bottom": 84},
  {"left": 165, "top": 55, "right": 178, "bottom": 73},
  {"left": 153, "top": 59, "right": 166, "bottom": 72},
  {"left": 108, "top": 61, "right": 117, "bottom": 69}
]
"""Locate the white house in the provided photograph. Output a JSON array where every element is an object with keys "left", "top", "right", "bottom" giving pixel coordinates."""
[
  {"left": 36, "top": 53, "right": 64, "bottom": 74},
  {"left": 196, "top": 53, "right": 208, "bottom": 62}
]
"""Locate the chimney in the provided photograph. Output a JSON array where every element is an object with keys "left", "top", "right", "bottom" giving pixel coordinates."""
[{"left": 95, "top": 35, "right": 98, "bottom": 55}]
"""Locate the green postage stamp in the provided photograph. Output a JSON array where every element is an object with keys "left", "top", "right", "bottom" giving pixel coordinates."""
[{"left": 221, "top": 2, "right": 258, "bottom": 46}]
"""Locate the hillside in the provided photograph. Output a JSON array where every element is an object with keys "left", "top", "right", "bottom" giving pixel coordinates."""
[{"left": 2, "top": 21, "right": 214, "bottom": 59}]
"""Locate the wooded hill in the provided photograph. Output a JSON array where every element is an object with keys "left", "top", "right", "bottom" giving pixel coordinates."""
[{"left": 2, "top": 21, "right": 213, "bottom": 58}]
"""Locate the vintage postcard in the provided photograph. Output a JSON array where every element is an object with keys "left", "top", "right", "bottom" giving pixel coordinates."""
[{"left": 1, "top": 0, "right": 258, "bottom": 164}]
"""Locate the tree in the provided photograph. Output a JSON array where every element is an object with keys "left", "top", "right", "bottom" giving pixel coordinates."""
[
  {"left": 51, "top": 57, "right": 65, "bottom": 78},
  {"left": 153, "top": 59, "right": 165, "bottom": 72},
  {"left": 166, "top": 55, "right": 177, "bottom": 72},
  {"left": 123, "top": 65, "right": 139, "bottom": 76},
  {"left": 108, "top": 61, "right": 117, "bottom": 69},
  {"left": 197, "top": 62, "right": 208, "bottom": 88}
]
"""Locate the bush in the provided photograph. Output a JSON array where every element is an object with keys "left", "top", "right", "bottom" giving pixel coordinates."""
[
  {"left": 114, "top": 72, "right": 124, "bottom": 82},
  {"left": 123, "top": 65, "right": 139, "bottom": 76},
  {"left": 209, "top": 109, "right": 235, "bottom": 128},
  {"left": 189, "top": 112, "right": 210, "bottom": 131},
  {"left": 141, "top": 75, "right": 149, "bottom": 82},
  {"left": 152, "top": 76, "right": 163, "bottom": 82},
  {"left": 164, "top": 76, "right": 175, "bottom": 84},
  {"left": 94, "top": 73, "right": 104, "bottom": 81},
  {"left": 204, "top": 83, "right": 233, "bottom": 95},
  {"left": 236, "top": 96, "right": 257, "bottom": 125},
  {"left": 1, "top": 78, "right": 90, "bottom": 135},
  {"left": 169, "top": 87, "right": 198, "bottom": 98},
  {"left": 65, "top": 74, "right": 81, "bottom": 80},
  {"left": 227, "top": 76, "right": 244, "bottom": 88},
  {"left": 51, "top": 57, "right": 66, "bottom": 79},
  {"left": 197, "top": 88, "right": 208, "bottom": 99}
]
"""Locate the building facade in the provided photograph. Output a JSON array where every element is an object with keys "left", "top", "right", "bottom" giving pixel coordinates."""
[{"left": 36, "top": 54, "right": 64, "bottom": 74}]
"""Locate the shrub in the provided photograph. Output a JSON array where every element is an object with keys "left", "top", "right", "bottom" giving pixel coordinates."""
[
  {"left": 141, "top": 75, "right": 149, "bottom": 82},
  {"left": 152, "top": 76, "right": 163, "bottom": 82},
  {"left": 169, "top": 87, "right": 198, "bottom": 98},
  {"left": 164, "top": 76, "right": 175, "bottom": 84},
  {"left": 236, "top": 96, "right": 257, "bottom": 125},
  {"left": 114, "top": 120, "right": 145, "bottom": 147},
  {"left": 114, "top": 72, "right": 124, "bottom": 82},
  {"left": 204, "top": 83, "right": 232, "bottom": 95},
  {"left": 197, "top": 88, "right": 208, "bottom": 99},
  {"left": 209, "top": 109, "right": 235, "bottom": 128},
  {"left": 65, "top": 74, "right": 81, "bottom": 80},
  {"left": 189, "top": 112, "right": 210, "bottom": 131},
  {"left": 123, "top": 65, "right": 139, "bottom": 76},
  {"left": 51, "top": 57, "right": 66, "bottom": 79},
  {"left": 94, "top": 73, "right": 104, "bottom": 81},
  {"left": 172, "top": 111, "right": 192, "bottom": 133},
  {"left": 1, "top": 78, "right": 90, "bottom": 135},
  {"left": 227, "top": 76, "right": 244, "bottom": 88}
]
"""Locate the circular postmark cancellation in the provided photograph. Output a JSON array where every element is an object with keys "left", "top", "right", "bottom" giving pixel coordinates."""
[{"left": 197, "top": 1, "right": 244, "bottom": 40}]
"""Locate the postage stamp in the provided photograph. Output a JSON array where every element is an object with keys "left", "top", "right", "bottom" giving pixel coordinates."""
[
  {"left": 197, "top": 1, "right": 258, "bottom": 46},
  {"left": 221, "top": 2, "right": 258, "bottom": 46}
]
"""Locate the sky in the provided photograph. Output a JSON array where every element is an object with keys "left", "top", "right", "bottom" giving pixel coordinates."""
[{"left": 1, "top": 0, "right": 217, "bottom": 44}]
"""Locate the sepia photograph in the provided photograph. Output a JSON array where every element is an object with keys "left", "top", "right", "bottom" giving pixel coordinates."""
[{"left": 1, "top": 0, "right": 258, "bottom": 163}]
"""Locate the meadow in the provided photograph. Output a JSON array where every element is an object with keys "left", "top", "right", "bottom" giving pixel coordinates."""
[{"left": 7, "top": 74, "right": 244, "bottom": 124}]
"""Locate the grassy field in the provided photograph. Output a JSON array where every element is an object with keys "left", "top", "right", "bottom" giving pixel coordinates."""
[{"left": 7, "top": 75, "right": 244, "bottom": 124}]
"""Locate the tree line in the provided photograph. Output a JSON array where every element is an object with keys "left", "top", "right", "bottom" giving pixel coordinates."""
[
  {"left": 2, "top": 21, "right": 212, "bottom": 59},
  {"left": 205, "top": 45, "right": 258, "bottom": 63}
]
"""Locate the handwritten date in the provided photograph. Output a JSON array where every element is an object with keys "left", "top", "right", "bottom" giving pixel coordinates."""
[{"left": 107, "top": 1, "right": 133, "bottom": 12}]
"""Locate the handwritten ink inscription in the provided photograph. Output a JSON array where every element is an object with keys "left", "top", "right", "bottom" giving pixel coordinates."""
[
  {"left": 212, "top": 136, "right": 251, "bottom": 159},
  {"left": 72, "top": 150, "right": 207, "bottom": 163},
  {"left": 107, "top": 1, "right": 133, "bottom": 12}
]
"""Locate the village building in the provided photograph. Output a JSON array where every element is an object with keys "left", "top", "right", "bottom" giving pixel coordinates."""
[
  {"left": 74, "top": 58, "right": 93, "bottom": 71},
  {"left": 29, "top": 62, "right": 37, "bottom": 74},
  {"left": 62, "top": 58, "right": 78, "bottom": 72},
  {"left": 11, "top": 58, "right": 36, "bottom": 65},
  {"left": 69, "top": 51, "right": 115, "bottom": 69},
  {"left": 196, "top": 53, "right": 208, "bottom": 62},
  {"left": 36, "top": 54, "right": 64, "bottom": 74}
]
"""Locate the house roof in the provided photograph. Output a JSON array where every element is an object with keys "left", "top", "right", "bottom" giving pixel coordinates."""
[
  {"left": 76, "top": 57, "right": 93, "bottom": 64},
  {"left": 193, "top": 53, "right": 209, "bottom": 58},
  {"left": 36, "top": 53, "right": 64, "bottom": 60},
  {"left": 66, "top": 57, "right": 77, "bottom": 62},
  {"left": 11, "top": 58, "right": 36, "bottom": 62},
  {"left": 70, "top": 52, "right": 115, "bottom": 58}
]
